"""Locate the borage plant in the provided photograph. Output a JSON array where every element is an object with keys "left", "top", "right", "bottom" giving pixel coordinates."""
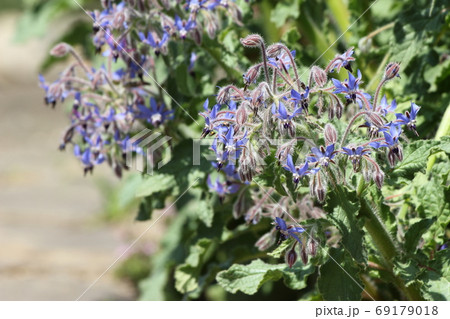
[{"left": 38, "top": 0, "right": 449, "bottom": 301}]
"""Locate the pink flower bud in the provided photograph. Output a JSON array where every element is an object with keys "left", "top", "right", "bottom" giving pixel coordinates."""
[
  {"left": 285, "top": 248, "right": 298, "bottom": 268},
  {"left": 236, "top": 105, "right": 248, "bottom": 126},
  {"left": 301, "top": 245, "right": 308, "bottom": 264},
  {"left": 307, "top": 238, "right": 317, "bottom": 256},
  {"left": 216, "top": 86, "right": 231, "bottom": 104},
  {"left": 243, "top": 64, "right": 261, "bottom": 86},
  {"left": 266, "top": 43, "right": 283, "bottom": 58},
  {"left": 240, "top": 34, "right": 263, "bottom": 47},
  {"left": 373, "top": 169, "right": 385, "bottom": 189},
  {"left": 311, "top": 66, "right": 327, "bottom": 87},
  {"left": 255, "top": 232, "right": 275, "bottom": 251},
  {"left": 50, "top": 43, "right": 71, "bottom": 57},
  {"left": 367, "top": 112, "right": 384, "bottom": 128},
  {"left": 324, "top": 124, "right": 338, "bottom": 146},
  {"left": 384, "top": 62, "right": 401, "bottom": 80}
]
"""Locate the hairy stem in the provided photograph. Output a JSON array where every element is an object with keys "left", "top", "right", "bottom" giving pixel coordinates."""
[{"left": 340, "top": 111, "right": 372, "bottom": 146}]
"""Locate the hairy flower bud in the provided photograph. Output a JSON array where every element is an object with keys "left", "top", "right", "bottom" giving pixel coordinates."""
[
  {"left": 206, "top": 19, "right": 218, "bottom": 39},
  {"left": 324, "top": 124, "right": 338, "bottom": 146},
  {"left": 366, "top": 112, "right": 384, "bottom": 128},
  {"left": 285, "top": 247, "right": 298, "bottom": 268},
  {"left": 311, "top": 66, "right": 327, "bottom": 87},
  {"left": 373, "top": 168, "right": 385, "bottom": 189},
  {"left": 50, "top": 43, "right": 71, "bottom": 57},
  {"left": 307, "top": 238, "right": 317, "bottom": 257},
  {"left": 192, "top": 28, "right": 202, "bottom": 45},
  {"left": 301, "top": 245, "right": 308, "bottom": 264},
  {"left": 384, "top": 62, "right": 401, "bottom": 80},
  {"left": 255, "top": 232, "right": 275, "bottom": 251},
  {"left": 266, "top": 43, "right": 283, "bottom": 58},
  {"left": 243, "top": 64, "right": 261, "bottom": 87},
  {"left": 216, "top": 86, "right": 231, "bottom": 104},
  {"left": 236, "top": 104, "right": 248, "bottom": 126},
  {"left": 240, "top": 34, "right": 263, "bottom": 47}
]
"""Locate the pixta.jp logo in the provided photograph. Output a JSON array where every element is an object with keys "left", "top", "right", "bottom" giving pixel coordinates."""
[{"left": 125, "top": 129, "right": 172, "bottom": 175}]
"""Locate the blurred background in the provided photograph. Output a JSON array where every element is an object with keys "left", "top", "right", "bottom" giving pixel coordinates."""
[{"left": 0, "top": 0, "right": 159, "bottom": 300}]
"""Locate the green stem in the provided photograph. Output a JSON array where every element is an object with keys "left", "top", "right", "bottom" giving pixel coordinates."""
[
  {"left": 357, "top": 177, "right": 423, "bottom": 300},
  {"left": 427, "top": 102, "right": 450, "bottom": 172}
]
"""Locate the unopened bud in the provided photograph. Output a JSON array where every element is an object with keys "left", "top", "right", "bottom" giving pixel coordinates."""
[
  {"left": 285, "top": 248, "right": 298, "bottom": 268},
  {"left": 373, "top": 168, "right": 385, "bottom": 189},
  {"left": 243, "top": 64, "right": 261, "bottom": 86},
  {"left": 266, "top": 43, "right": 283, "bottom": 58},
  {"left": 216, "top": 86, "right": 231, "bottom": 104},
  {"left": 307, "top": 238, "right": 317, "bottom": 256},
  {"left": 50, "top": 43, "right": 71, "bottom": 57},
  {"left": 192, "top": 28, "right": 202, "bottom": 45},
  {"left": 384, "top": 62, "right": 401, "bottom": 80},
  {"left": 301, "top": 245, "right": 308, "bottom": 264},
  {"left": 255, "top": 232, "right": 275, "bottom": 251},
  {"left": 206, "top": 19, "right": 218, "bottom": 39},
  {"left": 367, "top": 112, "right": 384, "bottom": 128},
  {"left": 324, "top": 124, "right": 337, "bottom": 146},
  {"left": 311, "top": 66, "right": 327, "bottom": 87},
  {"left": 240, "top": 34, "right": 263, "bottom": 47},
  {"left": 236, "top": 104, "right": 248, "bottom": 126}
]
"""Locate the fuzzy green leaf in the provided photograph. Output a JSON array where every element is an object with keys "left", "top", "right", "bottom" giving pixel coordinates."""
[
  {"left": 419, "top": 250, "right": 450, "bottom": 301},
  {"left": 325, "top": 186, "right": 366, "bottom": 263},
  {"left": 318, "top": 248, "right": 364, "bottom": 301},
  {"left": 404, "top": 218, "right": 435, "bottom": 253},
  {"left": 216, "top": 259, "right": 314, "bottom": 295}
]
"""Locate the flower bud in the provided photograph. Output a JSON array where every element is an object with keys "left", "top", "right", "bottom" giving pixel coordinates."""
[
  {"left": 301, "top": 245, "right": 308, "bottom": 264},
  {"left": 206, "top": 19, "right": 218, "bottom": 39},
  {"left": 266, "top": 43, "right": 283, "bottom": 58},
  {"left": 384, "top": 62, "right": 401, "bottom": 80},
  {"left": 243, "top": 64, "right": 261, "bottom": 87},
  {"left": 311, "top": 66, "right": 327, "bottom": 87},
  {"left": 367, "top": 112, "right": 385, "bottom": 128},
  {"left": 307, "top": 238, "right": 317, "bottom": 257},
  {"left": 50, "top": 43, "right": 71, "bottom": 57},
  {"left": 216, "top": 86, "right": 231, "bottom": 104},
  {"left": 236, "top": 104, "right": 248, "bottom": 126},
  {"left": 255, "top": 232, "right": 275, "bottom": 251},
  {"left": 324, "top": 124, "right": 337, "bottom": 146},
  {"left": 192, "top": 28, "right": 202, "bottom": 45},
  {"left": 285, "top": 247, "right": 298, "bottom": 268},
  {"left": 240, "top": 34, "right": 263, "bottom": 47},
  {"left": 373, "top": 168, "right": 385, "bottom": 189}
]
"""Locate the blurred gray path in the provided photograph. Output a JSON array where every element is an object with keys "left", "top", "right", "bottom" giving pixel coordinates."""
[{"left": 0, "top": 12, "right": 135, "bottom": 300}]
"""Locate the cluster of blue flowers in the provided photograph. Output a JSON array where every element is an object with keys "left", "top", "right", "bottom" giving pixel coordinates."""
[
  {"left": 200, "top": 35, "right": 421, "bottom": 265},
  {"left": 39, "top": 0, "right": 243, "bottom": 175}
]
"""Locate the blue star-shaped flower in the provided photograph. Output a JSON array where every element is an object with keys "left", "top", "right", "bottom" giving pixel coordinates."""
[
  {"left": 274, "top": 217, "right": 305, "bottom": 246},
  {"left": 283, "top": 154, "right": 312, "bottom": 184}
]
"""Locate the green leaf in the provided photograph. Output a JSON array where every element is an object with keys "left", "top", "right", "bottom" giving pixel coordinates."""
[
  {"left": 424, "top": 59, "right": 450, "bottom": 93},
  {"left": 318, "top": 248, "right": 364, "bottom": 301},
  {"left": 404, "top": 218, "right": 435, "bottom": 253},
  {"left": 216, "top": 259, "right": 314, "bottom": 295},
  {"left": 267, "top": 238, "right": 293, "bottom": 258},
  {"left": 135, "top": 173, "right": 177, "bottom": 197},
  {"left": 270, "top": 0, "right": 301, "bottom": 28},
  {"left": 135, "top": 197, "right": 153, "bottom": 221},
  {"left": 325, "top": 186, "right": 366, "bottom": 263},
  {"left": 390, "top": 139, "right": 448, "bottom": 179},
  {"left": 175, "top": 63, "right": 195, "bottom": 96},
  {"left": 175, "top": 238, "right": 216, "bottom": 294},
  {"left": 393, "top": 259, "right": 421, "bottom": 287},
  {"left": 419, "top": 250, "right": 450, "bottom": 301}
]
